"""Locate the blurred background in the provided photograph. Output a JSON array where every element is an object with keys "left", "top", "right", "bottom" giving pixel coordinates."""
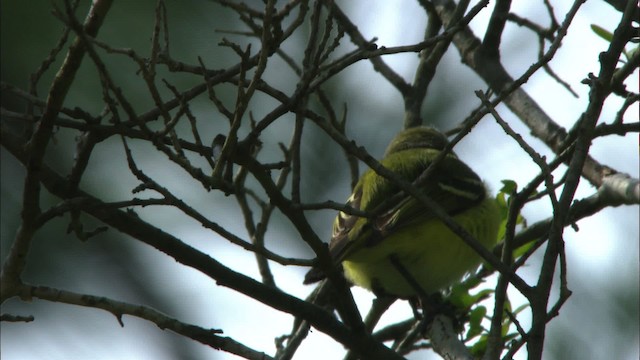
[{"left": 1, "top": 0, "right": 638, "bottom": 359}]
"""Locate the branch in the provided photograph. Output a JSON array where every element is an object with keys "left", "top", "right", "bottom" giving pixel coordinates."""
[
  {"left": 428, "top": 315, "right": 474, "bottom": 360},
  {"left": 326, "top": 1, "right": 411, "bottom": 95},
  {"left": 1, "top": 0, "right": 114, "bottom": 303},
  {"left": 17, "top": 284, "right": 273, "bottom": 360},
  {"left": 0, "top": 127, "right": 403, "bottom": 360},
  {"left": 432, "top": 0, "right": 635, "bottom": 190}
]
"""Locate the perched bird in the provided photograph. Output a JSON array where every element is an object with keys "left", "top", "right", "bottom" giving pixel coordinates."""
[{"left": 304, "top": 127, "right": 500, "bottom": 299}]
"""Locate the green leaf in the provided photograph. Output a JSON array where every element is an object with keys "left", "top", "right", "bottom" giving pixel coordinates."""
[
  {"left": 470, "top": 334, "right": 488, "bottom": 356},
  {"left": 512, "top": 240, "right": 535, "bottom": 259},
  {"left": 512, "top": 304, "right": 529, "bottom": 317},
  {"left": 449, "top": 282, "right": 493, "bottom": 309},
  {"left": 465, "top": 306, "right": 487, "bottom": 340},
  {"left": 590, "top": 24, "right": 613, "bottom": 42},
  {"left": 448, "top": 285, "right": 475, "bottom": 309},
  {"left": 496, "top": 191, "right": 508, "bottom": 210},
  {"left": 496, "top": 218, "right": 508, "bottom": 244},
  {"left": 500, "top": 179, "right": 518, "bottom": 194}
]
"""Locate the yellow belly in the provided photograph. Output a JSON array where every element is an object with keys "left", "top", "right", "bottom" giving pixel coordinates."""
[{"left": 342, "top": 198, "right": 500, "bottom": 297}]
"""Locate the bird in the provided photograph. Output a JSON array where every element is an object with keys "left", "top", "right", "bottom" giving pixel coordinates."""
[{"left": 304, "top": 126, "right": 500, "bottom": 302}]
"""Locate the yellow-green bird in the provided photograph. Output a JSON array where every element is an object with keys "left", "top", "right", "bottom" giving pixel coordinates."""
[{"left": 304, "top": 127, "right": 500, "bottom": 298}]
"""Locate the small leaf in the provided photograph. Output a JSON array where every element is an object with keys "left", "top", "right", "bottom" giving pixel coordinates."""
[
  {"left": 470, "top": 334, "right": 488, "bottom": 356},
  {"left": 500, "top": 179, "right": 518, "bottom": 194},
  {"left": 448, "top": 285, "right": 474, "bottom": 308},
  {"left": 496, "top": 218, "right": 508, "bottom": 244},
  {"left": 466, "top": 306, "right": 487, "bottom": 340},
  {"left": 512, "top": 303, "right": 530, "bottom": 316},
  {"left": 512, "top": 240, "right": 535, "bottom": 259},
  {"left": 590, "top": 24, "right": 613, "bottom": 42},
  {"left": 496, "top": 191, "right": 508, "bottom": 209}
]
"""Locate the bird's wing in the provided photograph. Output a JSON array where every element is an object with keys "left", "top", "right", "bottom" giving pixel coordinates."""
[{"left": 328, "top": 149, "right": 486, "bottom": 261}]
